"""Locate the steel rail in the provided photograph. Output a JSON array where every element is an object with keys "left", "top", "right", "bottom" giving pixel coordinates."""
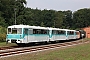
[{"left": 0, "top": 40, "right": 89, "bottom": 58}]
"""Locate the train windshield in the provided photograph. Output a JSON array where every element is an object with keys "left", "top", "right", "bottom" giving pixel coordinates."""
[{"left": 8, "top": 28, "right": 22, "bottom": 34}]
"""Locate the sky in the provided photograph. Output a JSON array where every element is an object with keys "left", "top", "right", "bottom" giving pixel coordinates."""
[{"left": 26, "top": 0, "right": 90, "bottom": 12}]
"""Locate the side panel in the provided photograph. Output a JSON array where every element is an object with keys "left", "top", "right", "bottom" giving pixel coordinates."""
[
  {"left": 24, "top": 34, "right": 49, "bottom": 43},
  {"left": 23, "top": 28, "right": 49, "bottom": 43},
  {"left": 67, "top": 31, "right": 76, "bottom": 40},
  {"left": 29, "top": 34, "right": 49, "bottom": 42},
  {"left": 52, "top": 35, "right": 67, "bottom": 41},
  {"left": 67, "top": 35, "right": 76, "bottom": 39},
  {"left": 50, "top": 30, "right": 67, "bottom": 41}
]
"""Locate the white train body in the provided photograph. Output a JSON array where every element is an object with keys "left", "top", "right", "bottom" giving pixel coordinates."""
[{"left": 6, "top": 25, "right": 80, "bottom": 44}]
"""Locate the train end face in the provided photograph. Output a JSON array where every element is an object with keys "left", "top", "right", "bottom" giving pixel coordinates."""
[
  {"left": 6, "top": 39, "right": 23, "bottom": 43},
  {"left": 6, "top": 34, "right": 23, "bottom": 43},
  {"left": 79, "top": 30, "right": 86, "bottom": 39}
]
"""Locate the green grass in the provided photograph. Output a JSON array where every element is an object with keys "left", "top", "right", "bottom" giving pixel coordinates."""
[
  {"left": 0, "top": 42, "right": 17, "bottom": 47},
  {"left": 0, "top": 42, "right": 6, "bottom": 47},
  {"left": 1, "top": 41, "right": 90, "bottom": 60},
  {"left": 36, "top": 43, "right": 90, "bottom": 60}
]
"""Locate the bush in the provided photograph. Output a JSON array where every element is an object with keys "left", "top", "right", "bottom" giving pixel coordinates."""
[
  {"left": 0, "top": 26, "right": 7, "bottom": 34},
  {"left": 0, "top": 33, "right": 6, "bottom": 42},
  {"left": 0, "top": 26, "right": 6, "bottom": 42}
]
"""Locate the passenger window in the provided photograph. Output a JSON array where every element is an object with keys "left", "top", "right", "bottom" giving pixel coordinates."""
[
  {"left": 33, "top": 29, "right": 48, "bottom": 34},
  {"left": 52, "top": 30, "right": 57, "bottom": 34},
  {"left": 58, "top": 30, "right": 65, "bottom": 34},
  {"left": 68, "top": 31, "right": 74, "bottom": 35},
  {"left": 52, "top": 30, "right": 65, "bottom": 35}
]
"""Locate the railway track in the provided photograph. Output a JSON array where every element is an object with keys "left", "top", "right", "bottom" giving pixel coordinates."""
[{"left": 0, "top": 40, "right": 89, "bottom": 58}]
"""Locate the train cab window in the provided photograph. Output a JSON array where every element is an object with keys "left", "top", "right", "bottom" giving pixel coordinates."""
[
  {"left": 8, "top": 28, "right": 22, "bottom": 34},
  {"left": 8, "top": 28, "right": 11, "bottom": 34},
  {"left": 12, "top": 28, "right": 17, "bottom": 34},
  {"left": 17, "top": 28, "right": 22, "bottom": 34},
  {"left": 11, "top": 28, "right": 22, "bottom": 34}
]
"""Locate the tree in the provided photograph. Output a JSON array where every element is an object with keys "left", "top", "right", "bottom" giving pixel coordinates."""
[
  {"left": 62, "top": 10, "right": 73, "bottom": 29},
  {"left": 0, "top": 11, "right": 6, "bottom": 27},
  {"left": 41, "top": 9, "right": 56, "bottom": 27},
  {"left": 0, "top": 0, "right": 27, "bottom": 26},
  {"left": 14, "top": 0, "right": 27, "bottom": 25},
  {"left": 0, "top": 17, "right": 6, "bottom": 27},
  {"left": 54, "top": 11, "right": 64, "bottom": 28},
  {"left": 73, "top": 8, "right": 90, "bottom": 28},
  {"left": 41, "top": 22, "right": 45, "bottom": 27}
]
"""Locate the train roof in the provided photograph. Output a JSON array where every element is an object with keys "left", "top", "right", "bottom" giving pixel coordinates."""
[
  {"left": 7, "top": 25, "right": 76, "bottom": 31},
  {"left": 49, "top": 28, "right": 68, "bottom": 31},
  {"left": 66, "top": 29, "right": 76, "bottom": 31},
  {"left": 8, "top": 25, "right": 49, "bottom": 29},
  {"left": 8, "top": 25, "right": 68, "bottom": 30}
]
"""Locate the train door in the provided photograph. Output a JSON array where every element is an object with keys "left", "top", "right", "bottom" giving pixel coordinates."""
[
  {"left": 66, "top": 31, "right": 68, "bottom": 40},
  {"left": 24, "top": 28, "right": 29, "bottom": 43},
  {"left": 49, "top": 30, "right": 52, "bottom": 41}
]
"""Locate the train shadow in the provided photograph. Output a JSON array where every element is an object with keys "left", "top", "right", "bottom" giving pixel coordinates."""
[
  {"left": 16, "top": 39, "right": 80, "bottom": 47},
  {"left": 5, "top": 38, "right": 81, "bottom": 48}
]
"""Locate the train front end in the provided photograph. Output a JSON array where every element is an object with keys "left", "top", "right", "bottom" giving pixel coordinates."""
[{"left": 6, "top": 25, "right": 24, "bottom": 43}]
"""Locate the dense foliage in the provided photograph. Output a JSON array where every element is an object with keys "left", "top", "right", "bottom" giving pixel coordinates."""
[
  {"left": 0, "top": 26, "right": 6, "bottom": 42},
  {"left": 0, "top": 0, "right": 90, "bottom": 29}
]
